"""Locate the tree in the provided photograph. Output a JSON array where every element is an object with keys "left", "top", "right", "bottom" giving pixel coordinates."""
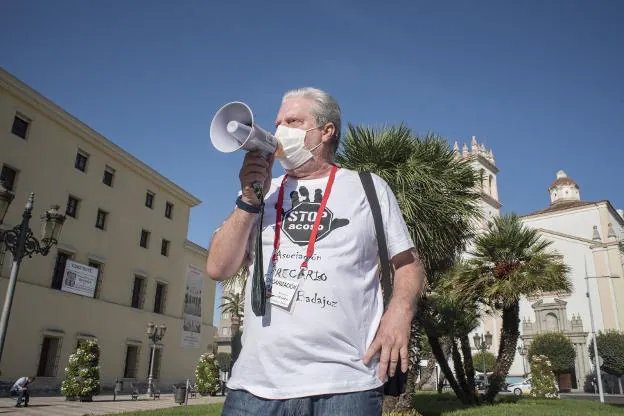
[
  {"left": 447, "top": 214, "right": 572, "bottom": 402},
  {"left": 195, "top": 352, "right": 221, "bottom": 396},
  {"left": 473, "top": 351, "right": 496, "bottom": 373},
  {"left": 528, "top": 332, "right": 575, "bottom": 376},
  {"left": 336, "top": 125, "right": 483, "bottom": 408},
  {"left": 60, "top": 340, "right": 101, "bottom": 401},
  {"left": 589, "top": 330, "right": 624, "bottom": 394},
  {"left": 216, "top": 352, "right": 233, "bottom": 373}
]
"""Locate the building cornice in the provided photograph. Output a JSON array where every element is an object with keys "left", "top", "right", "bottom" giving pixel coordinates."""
[
  {"left": 0, "top": 68, "right": 201, "bottom": 207},
  {"left": 184, "top": 239, "right": 208, "bottom": 257},
  {"left": 522, "top": 200, "right": 624, "bottom": 227},
  {"left": 467, "top": 154, "right": 499, "bottom": 174}
]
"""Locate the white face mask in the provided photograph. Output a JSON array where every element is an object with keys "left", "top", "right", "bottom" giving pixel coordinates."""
[{"left": 274, "top": 125, "right": 322, "bottom": 170}]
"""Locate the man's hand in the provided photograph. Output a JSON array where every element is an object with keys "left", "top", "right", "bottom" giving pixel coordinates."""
[
  {"left": 363, "top": 302, "right": 413, "bottom": 380},
  {"left": 363, "top": 250, "right": 424, "bottom": 380},
  {"left": 239, "top": 151, "right": 274, "bottom": 206}
]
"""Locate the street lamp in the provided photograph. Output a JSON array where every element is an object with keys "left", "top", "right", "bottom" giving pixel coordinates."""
[
  {"left": 473, "top": 331, "right": 493, "bottom": 388},
  {"left": 146, "top": 322, "right": 166, "bottom": 396},
  {"left": 517, "top": 344, "right": 527, "bottom": 378},
  {"left": 583, "top": 255, "right": 619, "bottom": 404},
  {"left": 0, "top": 183, "right": 65, "bottom": 367}
]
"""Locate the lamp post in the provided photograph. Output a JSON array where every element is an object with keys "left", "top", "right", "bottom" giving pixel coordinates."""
[
  {"left": 473, "top": 331, "right": 493, "bottom": 388},
  {"left": 583, "top": 255, "right": 619, "bottom": 404},
  {"left": 0, "top": 183, "right": 65, "bottom": 367},
  {"left": 146, "top": 322, "right": 166, "bottom": 396},
  {"left": 517, "top": 344, "right": 527, "bottom": 378}
]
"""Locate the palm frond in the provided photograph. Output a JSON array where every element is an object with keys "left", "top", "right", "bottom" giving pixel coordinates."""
[
  {"left": 336, "top": 125, "right": 483, "bottom": 278},
  {"left": 453, "top": 213, "right": 572, "bottom": 309}
]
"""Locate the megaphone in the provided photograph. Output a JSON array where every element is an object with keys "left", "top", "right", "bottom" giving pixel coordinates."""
[{"left": 210, "top": 101, "right": 281, "bottom": 157}]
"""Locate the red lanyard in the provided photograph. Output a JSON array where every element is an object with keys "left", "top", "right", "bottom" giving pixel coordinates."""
[{"left": 273, "top": 165, "right": 338, "bottom": 270}]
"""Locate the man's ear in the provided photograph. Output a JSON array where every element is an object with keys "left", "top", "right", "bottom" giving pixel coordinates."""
[{"left": 321, "top": 123, "right": 336, "bottom": 143}]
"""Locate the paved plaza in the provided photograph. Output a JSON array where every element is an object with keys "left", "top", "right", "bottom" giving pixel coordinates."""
[{"left": 0, "top": 394, "right": 225, "bottom": 415}]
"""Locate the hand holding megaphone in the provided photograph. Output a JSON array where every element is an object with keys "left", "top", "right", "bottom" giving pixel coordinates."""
[{"left": 210, "top": 101, "right": 281, "bottom": 317}]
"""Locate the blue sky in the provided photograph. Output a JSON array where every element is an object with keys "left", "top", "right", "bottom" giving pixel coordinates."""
[{"left": 2, "top": 0, "right": 623, "bottom": 326}]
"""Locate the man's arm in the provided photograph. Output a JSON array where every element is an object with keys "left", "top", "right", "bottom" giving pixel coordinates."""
[
  {"left": 206, "top": 210, "right": 256, "bottom": 280},
  {"left": 363, "top": 249, "right": 426, "bottom": 379},
  {"left": 205, "top": 151, "right": 273, "bottom": 280}
]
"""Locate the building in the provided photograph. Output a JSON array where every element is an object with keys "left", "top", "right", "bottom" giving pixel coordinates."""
[
  {"left": 510, "top": 170, "right": 624, "bottom": 390},
  {"left": 0, "top": 68, "right": 216, "bottom": 393}
]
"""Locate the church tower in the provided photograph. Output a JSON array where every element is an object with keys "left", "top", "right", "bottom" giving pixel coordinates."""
[{"left": 454, "top": 135, "right": 501, "bottom": 231}]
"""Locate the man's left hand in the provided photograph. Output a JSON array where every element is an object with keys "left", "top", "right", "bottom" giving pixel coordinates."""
[{"left": 362, "top": 302, "right": 413, "bottom": 380}]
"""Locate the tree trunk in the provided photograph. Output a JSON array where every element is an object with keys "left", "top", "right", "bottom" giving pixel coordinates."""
[
  {"left": 460, "top": 335, "right": 477, "bottom": 401},
  {"left": 619, "top": 377, "right": 623, "bottom": 395},
  {"left": 485, "top": 302, "right": 520, "bottom": 402},
  {"left": 451, "top": 339, "right": 475, "bottom": 404},
  {"left": 427, "top": 333, "right": 469, "bottom": 403}
]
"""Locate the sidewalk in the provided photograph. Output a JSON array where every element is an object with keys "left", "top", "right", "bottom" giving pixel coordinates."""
[{"left": 0, "top": 393, "right": 225, "bottom": 415}]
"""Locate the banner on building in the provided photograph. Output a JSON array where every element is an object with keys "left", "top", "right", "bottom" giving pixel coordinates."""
[
  {"left": 181, "top": 264, "right": 203, "bottom": 348},
  {"left": 61, "top": 260, "right": 99, "bottom": 298}
]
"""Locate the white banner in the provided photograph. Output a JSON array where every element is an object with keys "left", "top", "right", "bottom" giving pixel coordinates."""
[
  {"left": 181, "top": 264, "right": 203, "bottom": 348},
  {"left": 61, "top": 260, "right": 98, "bottom": 298}
]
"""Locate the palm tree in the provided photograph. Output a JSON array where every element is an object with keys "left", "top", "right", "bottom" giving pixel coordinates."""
[
  {"left": 335, "top": 124, "right": 483, "bottom": 409},
  {"left": 447, "top": 213, "right": 572, "bottom": 401},
  {"left": 220, "top": 292, "right": 244, "bottom": 332}
]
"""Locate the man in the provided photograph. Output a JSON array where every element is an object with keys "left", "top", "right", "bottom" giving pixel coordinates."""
[
  {"left": 206, "top": 87, "right": 425, "bottom": 415},
  {"left": 11, "top": 376, "right": 34, "bottom": 407}
]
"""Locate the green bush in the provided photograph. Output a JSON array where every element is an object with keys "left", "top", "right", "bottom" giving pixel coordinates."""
[
  {"left": 589, "top": 330, "right": 624, "bottom": 377},
  {"left": 60, "top": 340, "right": 101, "bottom": 400},
  {"left": 472, "top": 351, "right": 496, "bottom": 373},
  {"left": 528, "top": 332, "right": 575, "bottom": 375},
  {"left": 195, "top": 352, "right": 220, "bottom": 396},
  {"left": 529, "top": 354, "right": 559, "bottom": 399}
]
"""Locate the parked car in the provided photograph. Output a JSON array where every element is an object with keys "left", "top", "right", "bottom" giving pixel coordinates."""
[{"left": 507, "top": 378, "right": 532, "bottom": 395}]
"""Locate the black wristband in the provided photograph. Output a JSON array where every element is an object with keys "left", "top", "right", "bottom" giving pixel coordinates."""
[{"left": 236, "top": 196, "right": 262, "bottom": 214}]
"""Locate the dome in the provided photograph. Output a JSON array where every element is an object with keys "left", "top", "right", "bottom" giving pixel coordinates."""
[
  {"left": 548, "top": 170, "right": 578, "bottom": 191},
  {"left": 549, "top": 170, "right": 580, "bottom": 205}
]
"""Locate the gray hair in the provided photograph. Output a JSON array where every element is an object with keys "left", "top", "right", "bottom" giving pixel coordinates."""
[{"left": 282, "top": 87, "right": 341, "bottom": 152}]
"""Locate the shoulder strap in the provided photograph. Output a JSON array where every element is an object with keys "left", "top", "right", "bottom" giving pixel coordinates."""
[{"left": 359, "top": 171, "right": 392, "bottom": 309}]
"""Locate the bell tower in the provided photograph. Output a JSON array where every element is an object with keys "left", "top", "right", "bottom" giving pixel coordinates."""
[{"left": 454, "top": 135, "right": 501, "bottom": 231}]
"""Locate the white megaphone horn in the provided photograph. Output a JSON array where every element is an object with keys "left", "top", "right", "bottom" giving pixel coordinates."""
[{"left": 210, "top": 101, "right": 281, "bottom": 157}]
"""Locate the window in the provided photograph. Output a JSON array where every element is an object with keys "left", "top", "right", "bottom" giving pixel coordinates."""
[
  {"left": 11, "top": 113, "right": 30, "bottom": 139},
  {"left": 140, "top": 229, "right": 150, "bottom": 248},
  {"left": 51, "top": 251, "right": 71, "bottom": 290},
  {"left": 160, "top": 239, "right": 170, "bottom": 256},
  {"left": 145, "top": 191, "right": 154, "bottom": 208},
  {"left": 95, "top": 209, "right": 108, "bottom": 230},
  {"left": 165, "top": 202, "right": 174, "bottom": 219},
  {"left": 131, "top": 276, "right": 146, "bottom": 309},
  {"left": 153, "top": 282, "right": 167, "bottom": 314},
  {"left": 89, "top": 260, "right": 103, "bottom": 298},
  {"left": 66, "top": 195, "right": 80, "bottom": 218},
  {"left": 103, "top": 166, "right": 115, "bottom": 187},
  {"left": 123, "top": 345, "right": 140, "bottom": 379},
  {"left": 0, "top": 165, "right": 18, "bottom": 191},
  {"left": 36, "top": 336, "right": 62, "bottom": 377},
  {"left": 147, "top": 347, "right": 163, "bottom": 379},
  {"left": 75, "top": 150, "right": 89, "bottom": 172}
]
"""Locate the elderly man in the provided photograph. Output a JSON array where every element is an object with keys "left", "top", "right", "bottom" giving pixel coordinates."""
[{"left": 207, "top": 88, "right": 425, "bottom": 415}]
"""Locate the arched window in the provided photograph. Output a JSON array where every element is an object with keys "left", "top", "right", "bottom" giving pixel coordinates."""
[{"left": 545, "top": 313, "right": 559, "bottom": 332}]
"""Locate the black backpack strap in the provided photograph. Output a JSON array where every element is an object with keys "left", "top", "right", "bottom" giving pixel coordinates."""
[{"left": 359, "top": 171, "right": 392, "bottom": 310}]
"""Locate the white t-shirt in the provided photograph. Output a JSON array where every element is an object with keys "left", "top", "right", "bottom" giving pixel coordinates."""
[{"left": 226, "top": 168, "right": 414, "bottom": 399}]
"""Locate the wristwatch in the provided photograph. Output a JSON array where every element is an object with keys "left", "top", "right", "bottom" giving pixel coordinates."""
[{"left": 236, "top": 196, "right": 262, "bottom": 214}]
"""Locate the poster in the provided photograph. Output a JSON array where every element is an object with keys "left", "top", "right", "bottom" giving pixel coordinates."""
[
  {"left": 61, "top": 260, "right": 98, "bottom": 298},
  {"left": 181, "top": 264, "right": 203, "bottom": 348}
]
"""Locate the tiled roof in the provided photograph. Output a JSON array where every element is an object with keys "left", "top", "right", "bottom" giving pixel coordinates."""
[{"left": 522, "top": 200, "right": 601, "bottom": 217}]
